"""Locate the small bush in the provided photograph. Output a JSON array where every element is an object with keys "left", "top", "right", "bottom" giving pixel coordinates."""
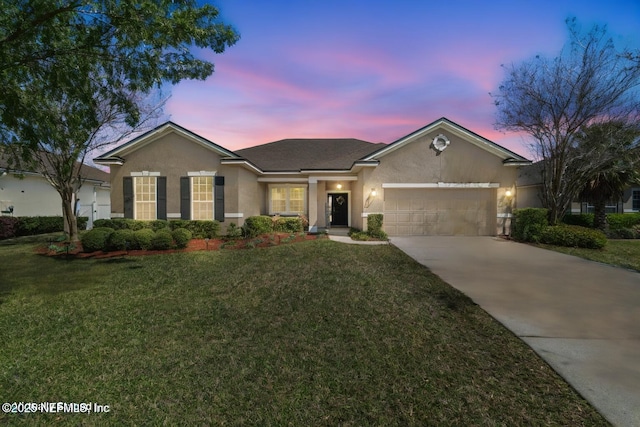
[
  {"left": 273, "top": 217, "right": 303, "bottom": 233},
  {"left": 512, "top": 208, "right": 549, "bottom": 242},
  {"left": 151, "top": 229, "right": 174, "bottom": 250},
  {"left": 0, "top": 216, "right": 20, "bottom": 239},
  {"left": 134, "top": 228, "right": 156, "bottom": 250},
  {"left": 226, "top": 222, "right": 242, "bottom": 238},
  {"left": 106, "top": 229, "right": 135, "bottom": 251},
  {"left": 81, "top": 227, "right": 115, "bottom": 253},
  {"left": 367, "top": 214, "right": 384, "bottom": 233},
  {"left": 540, "top": 225, "right": 607, "bottom": 249},
  {"left": 243, "top": 216, "right": 274, "bottom": 238},
  {"left": 172, "top": 228, "right": 192, "bottom": 249}
]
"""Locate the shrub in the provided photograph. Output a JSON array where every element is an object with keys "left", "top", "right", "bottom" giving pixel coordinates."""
[
  {"left": 151, "top": 229, "right": 174, "bottom": 250},
  {"left": 273, "top": 217, "right": 303, "bottom": 233},
  {"left": 540, "top": 225, "right": 607, "bottom": 249},
  {"left": 81, "top": 227, "right": 114, "bottom": 253},
  {"left": 561, "top": 214, "right": 594, "bottom": 228},
  {"left": 133, "top": 228, "right": 156, "bottom": 250},
  {"left": 606, "top": 227, "right": 639, "bottom": 239},
  {"left": 0, "top": 216, "right": 20, "bottom": 239},
  {"left": 243, "top": 216, "right": 274, "bottom": 238},
  {"left": 106, "top": 229, "right": 136, "bottom": 251},
  {"left": 512, "top": 208, "right": 548, "bottom": 242},
  {"left": 367, "top": 214, "right": 388, "bottom": 240},
  {"left": 184, "top": 220, "right": 219, "bottom": 238},
  {"left": 606, "top": 213, "right": 640, "bottom": 230},
  {"left": 226, "top": 222, "right": 242, "bottom": 238},
  {"left": 172, "top": 228, "right": 192, "bottom": 249},
  {"left": 149, "top": 220, "right": 170, "bottom": 232}
]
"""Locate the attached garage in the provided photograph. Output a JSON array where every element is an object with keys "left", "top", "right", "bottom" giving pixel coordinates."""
[{"left": 383, "top": 187, "right": 497, "bottom": 236}]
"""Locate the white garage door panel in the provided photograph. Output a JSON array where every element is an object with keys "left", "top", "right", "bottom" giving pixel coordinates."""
[{"left": 383, "top": 189, "right": 496, "bottom": 236}]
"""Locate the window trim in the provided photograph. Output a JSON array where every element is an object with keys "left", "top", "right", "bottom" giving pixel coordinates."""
[
  {"left": 268, "top": 184, "right": 308, "bottom": 215},
  {"left": 190, "top": 175, "right": 214, "bottom": 220},
  {"left": 133, "top": 175, "right": 157, "bottom": 220}
]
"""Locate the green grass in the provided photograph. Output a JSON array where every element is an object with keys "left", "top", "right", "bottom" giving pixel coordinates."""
[
  {"left": 0, "top": 240, "right": 607, "bottom": 425},
  {"left": 539, "top": 239, "right": 640, "bottom": 272}
]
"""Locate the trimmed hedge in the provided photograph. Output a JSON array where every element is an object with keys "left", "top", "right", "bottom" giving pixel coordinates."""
[
  {"left": 172, "top": 228, "right": 192, "bottom": 249},
  {"left": 81, "top": 227, "right": 115, "bottom": 253},
  {"left": 93, "top": 219, "right": 219, "bottom": 238},
  {"left": 107, "top": 229, "right": 136, "bottom": 251},
  {"left": 540, "top": 225, "right": 607, "bottom": 249},
  {"left": 512, "top": 208, "right": 548, "bottom": 243},
  {"left": 273, "top": 217, "right": 303, "bottom": 233},
  {"left": 134, "top": 229, "right": 156, "bottom": 250},
  {"left": 367, "top": 214, "right": 388, "bottom": 240},
  {"left": 243, "top": 216, "right": 274, "bottom": 238},
  {"left": 0, "top": 217, "right": 20, "bottom": 239},
  {"left": 562, "top": 213, "right": 640, "bottom": 230},
  {"left": 151, "top": 229, "right": 174, "bottom": 250},
  {"left": 0, "top": 216, "right": 89, "bottom": 239},
  {"left": 607, "top": 213, "right": 640, "bottom": 230},
  {"left": 561, "top": 214, "right": 594, "bottom": 228}
]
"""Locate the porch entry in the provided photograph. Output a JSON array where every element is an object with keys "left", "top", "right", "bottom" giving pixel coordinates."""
[{"left": 328, "top": 193, "right": 348, "bottom": 226}]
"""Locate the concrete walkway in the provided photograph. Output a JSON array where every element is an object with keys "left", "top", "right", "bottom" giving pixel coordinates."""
[{"left": 391, "top": 236, "right": 640, "bottom": 427}]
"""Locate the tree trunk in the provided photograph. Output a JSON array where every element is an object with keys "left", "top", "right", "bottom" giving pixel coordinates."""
[
  {"left": 61, "top": 191, "right": 79, "bottom": 242},
  {"left": 592, "top": 199, "right": 608, "bottom": 231}
]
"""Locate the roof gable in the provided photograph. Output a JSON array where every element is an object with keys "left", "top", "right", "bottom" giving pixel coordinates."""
[
  {"left": 94, "top": 121, "right": 238, "bottom": 165},
  {"left": 362, "top": 117, "right": 530, "bottom": 165}
]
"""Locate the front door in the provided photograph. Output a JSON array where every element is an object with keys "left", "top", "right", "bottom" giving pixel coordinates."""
[{"left": 329, "top": 193, "right": 348, "bottom": 226}]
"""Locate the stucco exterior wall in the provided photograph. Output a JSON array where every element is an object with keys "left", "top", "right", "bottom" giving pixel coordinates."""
[{"left": 109, "top": 132, "right": 240, "bottom": 220}]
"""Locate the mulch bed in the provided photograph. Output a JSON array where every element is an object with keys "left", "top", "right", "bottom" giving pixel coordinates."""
[{"left": 38, "top": 233, "right": 327, "bottom": 259}]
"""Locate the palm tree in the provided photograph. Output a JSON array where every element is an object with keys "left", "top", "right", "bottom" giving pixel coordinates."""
[{"left": 577, "top": 122, "right": 640, "bottom": 231}]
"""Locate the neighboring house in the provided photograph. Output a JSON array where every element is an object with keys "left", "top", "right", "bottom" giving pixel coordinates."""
[
  {"left": 516, "top": 161, "right": 640, "bottom": 215},
  {"left": 0, "top": 153, "right": 111, "bottom": 227},
  {"left": 94, "top": 117, "right": 531, "bottom": 236}
]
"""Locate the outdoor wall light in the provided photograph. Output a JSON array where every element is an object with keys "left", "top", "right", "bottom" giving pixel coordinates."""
[
  {"left": 364, "top": 188, "right": 377, "bottom": 208},
  {"left": 337, "top": 183, "right": 342, "bottom": 190},
  {"left": 505, "top": 190, "right": 512, "bottom": 198}
]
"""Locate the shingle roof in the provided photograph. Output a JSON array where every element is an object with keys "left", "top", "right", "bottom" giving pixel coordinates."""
[
  {"left": 235, "top": 138, "right": 386, "bottom": 172},
  {"left": 0, "top": 149, "right": 109, "bottom": 183}
]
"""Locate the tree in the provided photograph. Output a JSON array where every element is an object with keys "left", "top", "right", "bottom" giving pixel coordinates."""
[
  {"left": 0, "top": 1, "right": 239, "bottom": 241},
  {"left": 492, "top": 18, "right": 640, "bottom": 225},
  {"left": 576, "top": 122, "right": 640, "bottom": 230}
]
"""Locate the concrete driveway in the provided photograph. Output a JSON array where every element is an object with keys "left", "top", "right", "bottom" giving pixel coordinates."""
[{"left": 391, "top": 236, "right": 640, "bottom": 427}]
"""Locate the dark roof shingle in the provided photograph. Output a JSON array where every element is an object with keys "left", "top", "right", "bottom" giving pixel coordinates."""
[{"left": 236, "top": 138, "right": 385, "bottom": 171}]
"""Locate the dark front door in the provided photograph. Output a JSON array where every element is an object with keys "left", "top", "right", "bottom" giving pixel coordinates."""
[{"left": 329, "top": 193, "right": 348, "bottom": 226}]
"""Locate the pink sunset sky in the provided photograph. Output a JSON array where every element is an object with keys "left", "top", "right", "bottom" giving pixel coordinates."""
[{"left": 163, "top": 0, "right": 640, "bottom": 158}]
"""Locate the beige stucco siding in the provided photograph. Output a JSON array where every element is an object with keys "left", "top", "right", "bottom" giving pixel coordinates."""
[
  {"left": 109, "top": 132, "right": 243, "bottom": 221},
  {"left": 361, "top": 130, "right": 519, "bottom": 236}
]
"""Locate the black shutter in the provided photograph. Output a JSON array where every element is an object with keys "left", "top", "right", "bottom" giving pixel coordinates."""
[
  {"left": 214, "top": 176, "right": 225, "bottom": 222},
  {"left": 123, "top": 177, "right": 133, "bottom": 219},
  {"left": 180, "top": 177, "right": 190, "bottom": 220},
  {"left": 157, "top": 176, "right": 167, "bottom": 220}
]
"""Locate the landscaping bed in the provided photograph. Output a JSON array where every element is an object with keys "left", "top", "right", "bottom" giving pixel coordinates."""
[{"left": 39, "top": 232, "right": 326, "bottom": 259}]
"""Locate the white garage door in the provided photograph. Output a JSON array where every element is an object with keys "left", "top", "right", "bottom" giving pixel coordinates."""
[{"left": 383, "top": 188, "right": 497, "bottom": 236}]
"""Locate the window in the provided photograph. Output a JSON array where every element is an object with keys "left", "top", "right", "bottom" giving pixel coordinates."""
[
  {"left": 633, "top": 190, "right": 640, "bottom": 211},
  {"left": 192, "top": 176, "right": 213, "bottom": 220},
  {"left": 269, "top": 185, "right": 307, "bottom": 215},
  {"left": 134, "top": 176, "right": 156, "bottom": 220}
]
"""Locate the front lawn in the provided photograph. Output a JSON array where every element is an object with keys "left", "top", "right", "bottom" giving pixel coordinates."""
[
  {"left": 539, "top": 239, "right": 640, "bottom": 272},
  {"left": 0, "top": 240, "right": 606, "bottom": 425}
]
